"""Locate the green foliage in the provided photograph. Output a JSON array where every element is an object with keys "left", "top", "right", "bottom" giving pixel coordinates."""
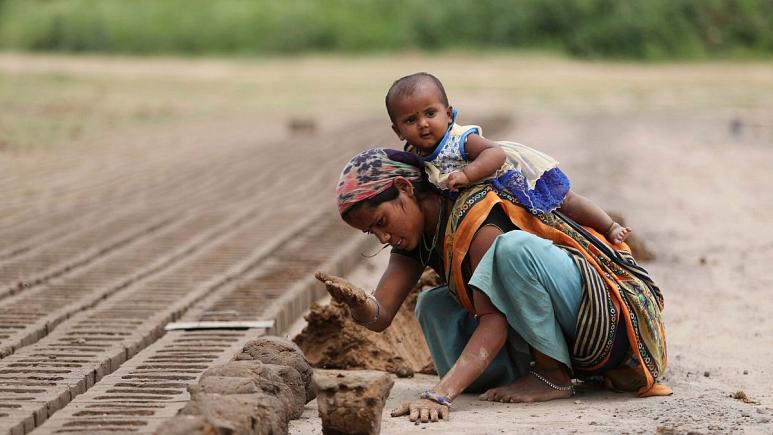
[{"left": 0, "top": 0, "right": 772, "bottom": 59}]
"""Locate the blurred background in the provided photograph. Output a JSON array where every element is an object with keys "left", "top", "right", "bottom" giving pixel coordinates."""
[{"left": 1, "top": 0, "right": 772, "bottom": 153}]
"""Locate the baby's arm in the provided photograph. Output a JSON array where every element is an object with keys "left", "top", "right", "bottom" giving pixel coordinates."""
[
  {"left": 559, "top": 191, "right": 632, "bottom": 245},
  {"left": 447, "top": 134, "right": 506, "bottom": 191}
]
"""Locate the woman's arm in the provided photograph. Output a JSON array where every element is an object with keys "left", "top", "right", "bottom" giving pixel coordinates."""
[
  {"left": 317, "top": 252, "right": 423, "bottom": 332},
  {"left": 431, "top": 225, "right": 509, "bottom": 400},
  {"left": 368, "top": 253, "right": 424, "bottom": 332},
  {"left": 392, "top": 224, "right": 509, "bottom": 423}
]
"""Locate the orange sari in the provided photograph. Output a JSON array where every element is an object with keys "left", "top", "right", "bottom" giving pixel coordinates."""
[{"left": 442, "top": 184, "right": 671, "bottom": 397}]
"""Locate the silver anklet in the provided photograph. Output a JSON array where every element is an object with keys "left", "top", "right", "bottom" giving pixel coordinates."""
[{"left": 529, "top": 370, "right": 575, "bottom": 395}]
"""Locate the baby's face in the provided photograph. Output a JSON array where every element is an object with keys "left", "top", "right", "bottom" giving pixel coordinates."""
[{"left": 390, "top": 84, "right": 452, "bottom": 154}]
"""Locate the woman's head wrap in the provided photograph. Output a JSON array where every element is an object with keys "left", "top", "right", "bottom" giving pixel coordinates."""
[{"left": 336, "top": 148, "right": 424, "bottom": 215}]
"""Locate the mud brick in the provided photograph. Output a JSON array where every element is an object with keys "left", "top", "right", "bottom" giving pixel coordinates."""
[
  {"left": 199, "top": 361, "right": 305, "bottom": 420},
  {"left": 95, "top": 359, "right": 111, "bottom": 380},
  {"left": 241, "top": 336, "right": 315, "bottom": 403},
  {"left": 153, "top": 414, "right": 218, "bottom": 435},
  {"left": 109, "top": 350, "right": 127, "bottom": 372},
  {"left": 45, "top": 389, "right": 72, "bottom": 417},
  {"left": 314, "top": 369, "right": 394, "bottom": 435},
  {"left": 181, "top": 392, "right": 288, "bottom": 435},
  {"left": 1, "top": 409, "right": 35, "bottom": 435}
]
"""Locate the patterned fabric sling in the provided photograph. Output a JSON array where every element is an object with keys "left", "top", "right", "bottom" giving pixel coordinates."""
[{"left": 443, "top": 183, "right": 671, "bottom": 397}]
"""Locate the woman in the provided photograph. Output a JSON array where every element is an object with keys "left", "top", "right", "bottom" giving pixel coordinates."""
[{"left": 319, "top": 148, "right": 670, "bottom": 424}]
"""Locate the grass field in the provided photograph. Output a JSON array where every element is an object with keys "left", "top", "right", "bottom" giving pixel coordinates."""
[{"left": 1, "top": 52, "right": 772, "bottom": 154}]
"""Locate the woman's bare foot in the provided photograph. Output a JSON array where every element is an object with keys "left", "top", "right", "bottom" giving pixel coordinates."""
[
  {"left": 478, "top": 368, "right": 573, "bottom": 403},
  {"left": 606, "top": 222, "right": 632, "bottom": 245}
]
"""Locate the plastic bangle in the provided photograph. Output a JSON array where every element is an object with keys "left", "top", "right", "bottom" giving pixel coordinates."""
[
  {"left": 420, "top": 390, "right": 452, "bottom": 408},
  {"left": 353, "top": 294, "right": 380, "bottom": 326}
]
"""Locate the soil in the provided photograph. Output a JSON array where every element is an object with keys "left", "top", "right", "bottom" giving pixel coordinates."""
[
  {"left": 293, "top": 270, "right": 439, "bottom": 378},
  {"left": 237, "top": 336, "right": 316, "bottom": 403},
  {"left": 314, "top": 369, "right": 395, "bottom": 435}
]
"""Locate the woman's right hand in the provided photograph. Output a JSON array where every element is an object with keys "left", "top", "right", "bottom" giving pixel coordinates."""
[
  {"left": 390, "top": 398, "right": 450, "bottom": 423},
  {"left": 314, "top": 271, "right": 369, "bottom": 308}
]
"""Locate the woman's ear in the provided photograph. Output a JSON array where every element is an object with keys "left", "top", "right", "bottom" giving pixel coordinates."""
[{"left": 393, "top": 177, "right": 415, "bottom": 197}]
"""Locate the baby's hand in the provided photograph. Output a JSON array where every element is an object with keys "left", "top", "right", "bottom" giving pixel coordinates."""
[
  {"left": 606, "top": 222, "right": 632, "bottom": 245},
  {"left": 446, "top": 171, "right": 470, "bottom": 191},
  {"left": 315, "top": 271, "right": 368, "bottom": 308}
]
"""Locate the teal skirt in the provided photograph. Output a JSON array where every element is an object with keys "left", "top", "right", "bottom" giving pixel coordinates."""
[{"left": 415, "top": 231, "right": 583, "bottom": 392}]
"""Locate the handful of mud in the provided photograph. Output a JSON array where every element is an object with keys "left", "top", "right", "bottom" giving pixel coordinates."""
[{"left": 294, "top": 269, "right": 439, "bottom": 377}]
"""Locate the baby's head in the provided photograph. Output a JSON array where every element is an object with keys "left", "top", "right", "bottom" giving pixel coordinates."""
[{"left": 385, "top": 72, "right": 453, "bottom": 154}]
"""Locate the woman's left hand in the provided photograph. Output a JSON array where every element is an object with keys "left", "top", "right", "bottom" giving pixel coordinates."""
[
  {"left": 390, "top": 398, "right": 450, "bottom": 423},
  {"left": 315, "top": 271, "right": 369, "bottom": 307}
]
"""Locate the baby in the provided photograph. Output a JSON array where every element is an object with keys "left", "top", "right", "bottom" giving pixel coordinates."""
[{"left": 385, "top": 72, "right": 631, "bottom": 245}]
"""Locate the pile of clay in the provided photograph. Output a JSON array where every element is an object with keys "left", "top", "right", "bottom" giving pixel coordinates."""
[
  {"left": 156, "top": 336, "right": 314, "bottom": 435},
  {"left": 294, "top": 269, "right": 439, "bottom": 378}
]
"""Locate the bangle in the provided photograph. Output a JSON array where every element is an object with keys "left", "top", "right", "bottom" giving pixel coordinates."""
[
  {"left": 352, "top": 293, "right": 380, "bottom": 326},
  {"left": 420, "top": 390, "right": 452, "bottom": 408}
]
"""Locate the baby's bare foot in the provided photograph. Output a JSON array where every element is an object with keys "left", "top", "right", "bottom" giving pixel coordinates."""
[
  {"left": 606, "top": 222, "right": 632, "bottom": 245},
  {"left": 478, "top": 370, "right": 573, "bottom": 403}
]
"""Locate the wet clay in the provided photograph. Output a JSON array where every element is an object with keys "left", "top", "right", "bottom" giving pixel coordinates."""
[
  {"left": 156, "top": 337, "right": 312, "bottom": 435},
  {"left": 314, "top": 369, "right": 395, "bottom": 435},
  {"left": 180, "top": 392, "right": 288, "bottom": 435},
  {"left": 154, "top": 415, "right": 218, "bottom": 435},
  {"left": 294, "top": 269, "right": 438, "bottom": 377},
  {"left": 237, "top": 336, "right": 316, "bottom": 402}
]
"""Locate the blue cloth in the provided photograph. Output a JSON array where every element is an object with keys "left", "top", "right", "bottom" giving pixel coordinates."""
[
  {"left": 415, "top": 231, "right": 582, "bottom": 392},
  {"left": 490, "top": 167, "right": 571, "bottom": 215}
]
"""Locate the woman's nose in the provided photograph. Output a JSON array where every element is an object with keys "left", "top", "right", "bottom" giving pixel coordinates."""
[{"left": 374, "top": 229, "right": 390, "bottom": 245}]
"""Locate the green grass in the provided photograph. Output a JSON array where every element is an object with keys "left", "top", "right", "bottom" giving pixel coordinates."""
[{"left": 0, "top": 0, "right": 772, "bottom": 59}]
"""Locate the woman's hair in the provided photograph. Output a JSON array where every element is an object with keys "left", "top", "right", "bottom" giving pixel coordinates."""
[{"left": 340, "top": 149, "right": 438, "bottom": 220}]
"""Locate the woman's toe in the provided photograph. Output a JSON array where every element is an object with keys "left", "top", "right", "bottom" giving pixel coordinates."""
[{"left": 479, "top": 390, "right": 494, "bottom": 401}]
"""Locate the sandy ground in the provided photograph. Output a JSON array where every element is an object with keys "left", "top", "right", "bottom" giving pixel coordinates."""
[
  {"left": 2, "top": 53, "right": 772, "bottom": 434},
  {"left": 288, "top": 109, "right": 773, "bottom": 434}
]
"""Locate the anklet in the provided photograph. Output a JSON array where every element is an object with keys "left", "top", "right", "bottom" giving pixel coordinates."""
[
  {"left": 529, "top": 370, "right": 575, "bottom": 395},
  {"left": 605, "top": 221, "right": 617, "bottom": 239},
  {"left": 420, "top": 390, "right": 452, "bottom": 408}
]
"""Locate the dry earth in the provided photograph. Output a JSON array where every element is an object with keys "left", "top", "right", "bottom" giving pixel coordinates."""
[{"left": 1, "top": 53, "right": 772, "bottom": 434}]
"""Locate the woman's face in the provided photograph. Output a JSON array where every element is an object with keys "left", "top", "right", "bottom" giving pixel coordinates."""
[{"left": 344, "top": 180, "right": 425, "bottom": 251}]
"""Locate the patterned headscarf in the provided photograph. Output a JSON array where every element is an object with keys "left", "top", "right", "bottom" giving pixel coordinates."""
[{"left": 336, "top": 148, "right": 424, "bottom": 215}]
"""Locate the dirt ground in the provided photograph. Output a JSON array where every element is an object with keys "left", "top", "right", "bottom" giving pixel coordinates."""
[{"left": 2, "top": 53, "right": 772, "bottom": 434}]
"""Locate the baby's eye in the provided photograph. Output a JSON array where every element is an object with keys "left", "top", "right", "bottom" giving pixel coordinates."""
[
  {"left": 426, "top": 110, "right": 436, "bottom": 117},
  {"left": 405, "top": 116, "right": 416, "bottom": 124},
  {"left": 377, "top": 218, "right": 385, "bottom": 227}
]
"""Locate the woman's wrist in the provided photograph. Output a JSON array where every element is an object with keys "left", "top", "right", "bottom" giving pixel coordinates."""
[
  {"left": 351, "top": 293, "right": 380, "bottom": 326},
  {"left": 419, "top": 390, "right": 452, "bottom": 408}
]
